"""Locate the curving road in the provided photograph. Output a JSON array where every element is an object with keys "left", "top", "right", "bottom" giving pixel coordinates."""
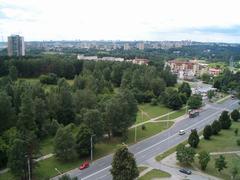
[{"left": 52, "top": 98, "right": 239, "bottom": 180}]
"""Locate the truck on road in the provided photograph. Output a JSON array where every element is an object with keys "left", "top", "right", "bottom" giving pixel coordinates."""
[{"left": 188, "top": 109, "right": 200, "bottom": 118}]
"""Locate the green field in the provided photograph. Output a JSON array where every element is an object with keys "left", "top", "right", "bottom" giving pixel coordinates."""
[
  {"left": 139, "top": 104, "right": 172, "bottom": 118},
  {"left": 193, "top": 154, "right": 240, "bottom": 180},
  {"left": 136, "top": 104, "right": 173, "bottom": 124},
  {"left": 0, "top": 172, "right": 15, "bottom": 180},
  {"left": 138, "top": 166, "right": 148, "bottom": 173},
  {"left": 159, "top": 108, "right": 186, "bottom": 120},
  {"left": 196, "top": 122, "right": 240, "bottom": 153},
  {"left": 17, "top": 78, "right": 74, "bottom": 92},
  {"left": 191, "top": 122, "right": 240, "bottom": 179},
  {"left": 138, "top": 169, "right": 171, "bottom": 180}
]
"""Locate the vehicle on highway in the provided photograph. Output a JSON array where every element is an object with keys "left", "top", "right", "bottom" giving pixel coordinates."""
[
  {"left": 178, "top": 130, "right": 185, "bottom": 135},
  {"left": 188, "top": 109, "right": 200, "bottom": 118},
  {"left": 179, "top": 168, "right": 192, "bottom": 175},
  {"left": 79, "top": 161, "right": 90, "bottom": 170}
]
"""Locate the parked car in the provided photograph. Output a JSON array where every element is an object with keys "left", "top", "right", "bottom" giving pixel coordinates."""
[
  {"left": 79, "top": 161, "right": 90, "bottom": 170},
  {"left": 178, "top": 130, "right": 185, "bottom": 135},
  {"left": 179, "top": 168, "right": 192, "bottom": 175}
]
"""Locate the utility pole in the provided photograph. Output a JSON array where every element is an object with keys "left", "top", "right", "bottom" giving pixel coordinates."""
[
  {"left": 167, "top": 109, "right": 169, "bottom": 128},
  {"left": 91, "top": 134, "right": 96, "bottom": 161},
  {"left": 186, "top": 101, "right": 188, "bottom": 114}
]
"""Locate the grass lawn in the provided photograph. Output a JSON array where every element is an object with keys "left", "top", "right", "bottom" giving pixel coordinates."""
[
  {"left": 182, "top": 122, "right": 240, "bottom": 179},
  {"left": 40, "top": 137, "right": 54, "bottom": 156},
  {"left": 139, "top": 104, "right": 172, "bottom": 118},
  {"left": 34, "top": 156, "right": 85, "bottom": 179},
  {"left": 138, "top": 169, "right": 171, "bottom": 180},
  {"left": 159, "top": 108, "right": 186, "bottom": 120},
  {"left": 196, "top": 122, "right": 240, "bottom": 153},
  {"left": 193, "top": 154, "right": 240, "bottom": 180},
  {"left": 138, "top": 166, "right": 148, "bottom": 173},
  {"left": 0, "top": 172, "right": 15, "bottom": 180},
  {"left": 155, "top": 146, "right": 177, "bottom": 162},
  {"left": 136, "top": 103, "right": 173, "bottom": 124},
  {"left": 136, "top": 111, "right": 149, "bottom": 124},
  {"left": 17, "top": 78, "right": 74, "bottom": 92},
  {"left": 18, "top": 77, "right": 39, "bottom": 84},
  {"left": 127, "top": 121, "right": 174, "bottom": 143}
]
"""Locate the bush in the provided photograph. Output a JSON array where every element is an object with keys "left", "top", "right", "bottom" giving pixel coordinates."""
[
  {"left": 231, "top": 109, "right": 240, "bottom": 122},
  {"left": 211, "top": 120, "right": 221, "bottom": 135},
  {"left": 203, "top": 125, "right": 212, "bottom": 140},
  {"left": 40, "top": 73, "right": 58, "bottom": 85},
  {"left": 188, "top": 129, "right": 200, "bottom": 148},
  {"left": 237, "top": 139, "right": 240, "bottom": 146},
  {"left": 150, "top": 98, "right": 158, "bottom": 106},
  {"left": 219, "top": 111, "right": 232, "bottom": 129},
  {"left": 234, "top": 128, "right": 239, "bottom": 136}
]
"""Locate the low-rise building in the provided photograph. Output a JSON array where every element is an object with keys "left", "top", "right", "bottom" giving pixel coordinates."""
[
  {"left": 209, "top": 68, "right": 221, "bottom": 76},
  {"left": 166, "top": 59, "right": 200, "bottom": 80}
]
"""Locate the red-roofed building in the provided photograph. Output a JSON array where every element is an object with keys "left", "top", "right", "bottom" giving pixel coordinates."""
[{"left": 209, "top": 68, "right": 221, "bottom": 76}]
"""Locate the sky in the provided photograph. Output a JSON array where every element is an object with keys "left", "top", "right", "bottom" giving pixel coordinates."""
[{"left": 1, "top": 0, "right": 240, "bottom": 42}]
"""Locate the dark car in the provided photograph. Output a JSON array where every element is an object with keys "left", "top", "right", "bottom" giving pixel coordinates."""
[
  {"left": 189, "top": 111, "right": 199, "bottom": 118},
  {"left": 179, "top": 168, "right": 192, "bottom": 175}
]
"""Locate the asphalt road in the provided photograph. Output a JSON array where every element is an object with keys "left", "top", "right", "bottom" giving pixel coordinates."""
[{"left": 53, "top": 98, "right": 239, "bottom": 180}]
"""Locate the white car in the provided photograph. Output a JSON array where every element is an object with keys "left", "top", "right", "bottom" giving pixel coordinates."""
[{"left": 179, "top": 130, "right": 185, "bottom": 135}]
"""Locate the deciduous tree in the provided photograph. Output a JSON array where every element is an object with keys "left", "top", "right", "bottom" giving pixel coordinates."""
[
  {"left": 75, "top": 124, "right": 92, "bottom": 157},
  {"left": 178, "top": 82, "right": 192, "bottom": 98},
  {"left": 176, "top": 144, "right": 196, "bottom": 165},
  {"left": 215, "top": 155, "right": 227, "bottom": 172},
  {"left": 203, "top": 125, "right": 212, "bottom": 140},
  {"left": 188, "top": 129, "right": 199, "bottom": 148},
  {"left": 54, "top": 125, "right": 77, "bottom": 161},
  {"left": 211, "top": 120, "right": 221, "bottom": 135},
  {"left": 111, "top": 145, "right": 139, "bottom": 180},
  {"left": 231, "top": 109, "right": 240, "bottom": 122},
  {"left": 188, "top": 94, "right": 202, "bottom": 109},
  {"left": 198, "top": 151, "right": 210, "bottom": 170},
  {"left": 219, "top": 111, "right": 231, "bottom": 129}
]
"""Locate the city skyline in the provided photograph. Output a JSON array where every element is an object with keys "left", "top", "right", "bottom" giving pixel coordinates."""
[{"left": 1, "top": 0, "right": 240, "bottom": 42}]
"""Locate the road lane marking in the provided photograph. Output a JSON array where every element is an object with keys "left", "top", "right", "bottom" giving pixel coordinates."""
[{"left": 81, "top": 166, "right": 111, "bottom": 180}]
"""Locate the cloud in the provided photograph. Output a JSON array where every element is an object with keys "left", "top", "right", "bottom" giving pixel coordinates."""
[{"left": 1, "top": 0, "right": 240, "bottom": 42}]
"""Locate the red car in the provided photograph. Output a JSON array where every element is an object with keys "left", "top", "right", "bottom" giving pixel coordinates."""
[{"left": 79, "top": 161, "right": 90, "bottom": 170}]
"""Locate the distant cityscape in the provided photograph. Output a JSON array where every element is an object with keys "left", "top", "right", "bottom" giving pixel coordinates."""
[{"left": 1, "top": 35, "right": 240, "bottom": 56}]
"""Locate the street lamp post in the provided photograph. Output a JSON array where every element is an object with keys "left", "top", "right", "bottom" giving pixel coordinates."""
[
  {"left": 25, "top": 155, "right": 31, "bottom": 180},
  {"left": 27, "top": 157, "right": 31, "bottom": 180},
  {"left": 54, "top": 168, "right": 62, "bottom": 175},
  {"left": 91, "top": 134, "right": 96, "bottom": 161}
]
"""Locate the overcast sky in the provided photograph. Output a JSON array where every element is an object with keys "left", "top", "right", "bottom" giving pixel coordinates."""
[{"left": 1, "top": 0, "right": 240, "bottom": 42}]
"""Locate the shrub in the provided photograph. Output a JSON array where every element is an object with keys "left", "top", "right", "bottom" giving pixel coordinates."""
[
  {"left": 203, "top": 125, "right": 212, "bottom": 140},
  {"left": 237, "top": 139, "right": 240, "bottom": 146},
  {"left": 40, "top": 73, "right": 58, "bottom": 85},
  {"left": 150, "top": 98, "right": 158, "bottom": 106}
]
